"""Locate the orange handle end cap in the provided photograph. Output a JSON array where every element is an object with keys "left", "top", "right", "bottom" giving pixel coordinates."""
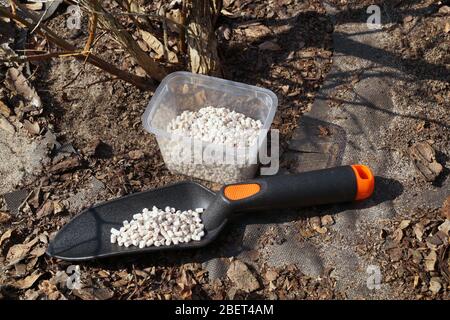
[
  {"left": 224, "top": 183, "right": 261, "bottom": 201},
  {"left": 351, "top": 164, "right": 375, "bottom": 200}
]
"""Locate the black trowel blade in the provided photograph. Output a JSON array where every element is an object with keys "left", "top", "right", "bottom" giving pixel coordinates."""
[{"left": 47, "top": 182, "right": 218, "bottom": 261}]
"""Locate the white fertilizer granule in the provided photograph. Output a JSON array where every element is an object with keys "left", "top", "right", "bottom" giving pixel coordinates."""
[
  {"left": 167, "top": 106, "right": 263, "bottom": 147},
  {"left": 111, "top": 206, "right": 205, "bottom": 248}
]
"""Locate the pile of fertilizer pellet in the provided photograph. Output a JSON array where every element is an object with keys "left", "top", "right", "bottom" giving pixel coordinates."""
[
  {"left": 167, "top": 106, "right": 263, "bottom": 147},
  {"left": 110, "top": 206, "right": 205, "bottom": 248}
]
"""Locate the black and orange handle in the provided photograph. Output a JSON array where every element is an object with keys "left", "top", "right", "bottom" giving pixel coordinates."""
[
  {"left": 203, "top": 165, "right": 374, "bottom": 230},
  {"left": 223, "top": 164, "right": 373, "bottom": 208}
]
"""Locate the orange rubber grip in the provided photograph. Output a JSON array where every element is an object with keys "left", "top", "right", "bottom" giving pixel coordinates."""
[
  {"left": 224, "top": 183, "right": 261, "bottom": 201},
  {"left": 351, "top": 164, "right": 375, "bottom": 200}
]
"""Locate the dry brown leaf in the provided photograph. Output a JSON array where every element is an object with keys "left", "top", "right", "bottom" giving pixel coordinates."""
[
  {"left": 398, "top": 220, "right": 411, "bottom": 230},
  {"left": 413, "top": 223, "right": 424, "bottom": 241},
  {"left": 242, "top": 24, "right": 271, "bottom": 39},
  {"left": 445, "top": 22, "right": 450, "bottom": 34},
  {"left": 38, "top": 280, "right": 61, "bottom": 300},
  {"left": 0, "top": 211, "right": 11, "bottom": 223},
  {"left": 23, "top": 120, "right": 40, "bottom": 135},
  {"left": 429, "top": 277, "right": 442, "bottom": 294},
  {"left": 30, "top": 245, "right": 47, "bottom": 258},
  {"left": 0, "top": 100, "right": 11, "bottom": 117},
  {"left": 438, "top": 219, "right": 450, "bottom": 236},
  {"left": 53, "top": 201, "right": 64, "bottom": 214},
  {"left": 36, "top": 201, "right": 54, "bottom": 219},
  {"left": 6, "top": 237, "right": 38, "bottom": 263},
  {"left": 50, "top": 157, "right": 81, "bottom": 173},
  {"left": 4, "top": 68, "right": 42, "bottom": 109},
  {"left": 442, "top": 195, "right": 450, "bottom": 220},
  {"left": 425, "top": 251, "right": 437, "bottom": 272},
  {"left": 166, "top": 8, "right": 183, "bottom": 32},
  {"left": 11, "top": 272, "right": 42, "bottom": 289},
  {"left": 7, "top": 244, "right": 32, "bottom": 263},
  {"left": 258, "top": 41, "right": 282, "bottom": 51},
  {"left": 26, "top": 257, "right": 39, "bottom": 271},
  {"left": 0, "top": 228, "right": 13, "bottom": 246},
  {"left": 0, "top": 114, "right": 15, "bottom": 134},
  {"left": 393, "top": 228, "right": 403, "bottom": 243},
  {"left": 24, "top": 2, "right": 43, "bottom": 10},
  {"left": 265, "top": 269, "right": 278, "bottom": 282},
  {"left": 321, "top": 215, "right": 334, "bottom": 226},
  {"left": 140, "top": 30, "right": 178, "bottom": 63}
]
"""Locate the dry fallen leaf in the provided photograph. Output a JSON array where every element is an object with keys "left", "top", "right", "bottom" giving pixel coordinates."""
[
  {"left": 11, "top": 272, "right": 42, "bottom": 289},
  {"left": 438, "top": 219, "right": 450, "bottom": 236},
  {"left": 398, "top": 220, "right": 411, "bottom": 230},
  {"left": 6, "top": 237, "right": 38, "bottom": 263},
  {"left": 242, "top": 24, "right": 271, "bottom": 40},
  {"left": 7, "top": 244, "right": 33, "bottom": 263},
  {"left": 140, "top": 30, "right": 178, "bottom": 63},
  {"left": 321, "top": 215, "right": 334, "bottom": 226},
  {"left": 445, "top": 22, "right": 450, "bottom": 34},
  {"left": 36, "top": 201, "right": 54, "bottom": 219},
  {"left": 0, "top": 114, "right": 15, "bottom": 134},
  {"left": 258, "top": 41, "right": 282, "bottom": 51},
  {"left": 393, "top": 228, "right": 403, "bottom": 243},
  {"left": 128, "top": 150, "right": 144, "bottom": 160},
  {"left": 413, "top": 223, "right": 424, "bottom": 241},
  {"left": 0, "top": 100, "right": 11, "bottom": 117},
  {"left": 4, "top": 68, "right": 42, "bottom": 109},
  {"left": 23, "top": 120, "right": 40, "bottom": 135},
  {"left": 30, "top": 245, "right": 47, "bottom": 258},
  {"left": 442, "top": 195, "right": 450, "bottom": 220},
  {"left": 265, "top": 269, "right": 278, "bottom": 282},
  {"left": 424, "top": 251, "right": 437, "bottom": 272},
  {"left": 0, "top": 211, "right": 11, "bottom": 223},
  {"left": 0, "top": 228, "right": 13, "bottom": 246},
  {"left": 429, "top": 277, "right": 442, "bottom": 294}
]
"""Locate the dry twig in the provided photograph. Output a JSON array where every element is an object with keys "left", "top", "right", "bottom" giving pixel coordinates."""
[{"left": 0, "top": 5, "right": 153, "bottom": 90}]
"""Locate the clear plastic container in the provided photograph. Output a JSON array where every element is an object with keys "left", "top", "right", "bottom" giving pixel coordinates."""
[{"left": 142, "top": 71, "right": 278, "bottom": 184}]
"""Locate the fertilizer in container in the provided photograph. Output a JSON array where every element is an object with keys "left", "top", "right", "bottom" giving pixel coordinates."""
[{"left": 142, "top": 71, "right": 278, "bottom": 184}]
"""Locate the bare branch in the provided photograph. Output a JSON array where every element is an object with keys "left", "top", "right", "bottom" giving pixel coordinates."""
[
  {"left": 0, "top": 5, "right": 153, "bottom": 90},
  {"left": 79, "top": 0, "right": 167, "bottom": 81}
]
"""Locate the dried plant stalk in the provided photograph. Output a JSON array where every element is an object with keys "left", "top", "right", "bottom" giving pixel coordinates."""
[
  {"left": 0, "top": 5, "right": 152, "bottom": 90},
  {"left": 79, "top": 0, "right": 167, "bottom": 81}
]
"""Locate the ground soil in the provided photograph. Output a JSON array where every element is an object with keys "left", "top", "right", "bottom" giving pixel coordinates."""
[{"left": 0, "top": 0, "right": 449, "bottom": 300}]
